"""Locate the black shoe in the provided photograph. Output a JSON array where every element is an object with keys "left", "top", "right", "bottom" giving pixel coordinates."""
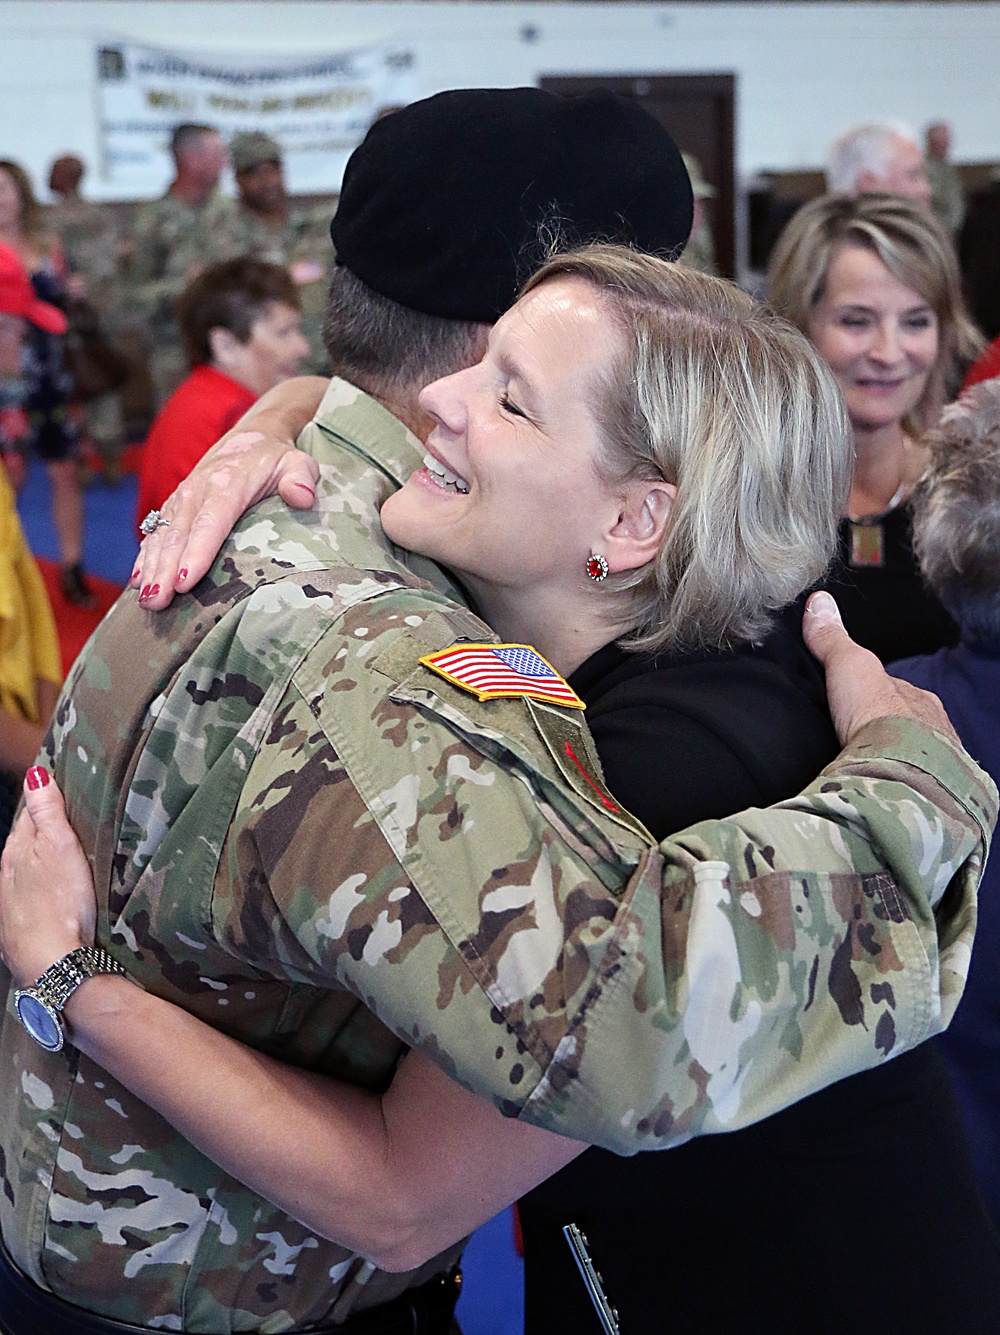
[{"left": 60, "top": 562, "right": 98, "bottom": 610}]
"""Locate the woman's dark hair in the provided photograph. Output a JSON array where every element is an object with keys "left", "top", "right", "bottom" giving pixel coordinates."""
[{"left": 177, "top": 256, "right": 299, "bottom": 368}]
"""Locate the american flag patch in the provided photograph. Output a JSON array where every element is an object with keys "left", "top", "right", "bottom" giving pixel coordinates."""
[{"left": 419, "top": 643, "right": 585, "bottom": 710}]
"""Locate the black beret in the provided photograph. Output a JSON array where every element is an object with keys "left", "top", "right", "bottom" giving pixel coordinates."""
[{"left": 330, "top": 87, "right": 694, "bottom": 323}]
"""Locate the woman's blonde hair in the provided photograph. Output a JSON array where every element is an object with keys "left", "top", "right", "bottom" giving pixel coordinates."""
[
  {"left": 521, "top": 245, "right": 852, "bottom": 653},
  {"left": 766, "top": 192, "right": 983, "bottom": 434},
  {"left": 0, "top": 160, "right": 46, "bottom": 248}
]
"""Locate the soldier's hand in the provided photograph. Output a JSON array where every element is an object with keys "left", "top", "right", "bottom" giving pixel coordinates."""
[
  {"left": 802, "top": 591, "right": 959, "bottom": 747},
  {"left": 132, "top": 376, "right": 327, "bottom": 610},
  {"left": 0, "top": 770, "right": 97, "bottom": 988}
]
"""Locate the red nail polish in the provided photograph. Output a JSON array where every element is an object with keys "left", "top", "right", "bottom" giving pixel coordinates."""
[
  {"left": 139, "top": 584, "right": 151, "bottom": 601},
  {"left": 26, "top": 766, "right": 50, "bottom": 790},
  {"left": 178, "top": 568, "right": 188, "bottom": 583},
  {"left": 148, "top": 584, "right": 160, "bottom": 598}
]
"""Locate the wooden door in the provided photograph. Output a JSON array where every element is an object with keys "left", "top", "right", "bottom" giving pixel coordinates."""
[{"left": 540, "top": 74, "right": 736, "bottom": 279}]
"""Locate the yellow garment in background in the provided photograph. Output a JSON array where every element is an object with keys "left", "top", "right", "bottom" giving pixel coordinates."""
[{"left": 0, "top": 467, "right": 62, "bottom": 722}]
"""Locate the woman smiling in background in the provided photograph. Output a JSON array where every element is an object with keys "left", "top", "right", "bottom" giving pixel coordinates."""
[{"left": 768, "top": 192, "right": 983, "bottom": 662}]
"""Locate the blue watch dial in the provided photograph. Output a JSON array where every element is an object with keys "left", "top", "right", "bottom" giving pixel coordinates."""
[{"left": 14, "top": 993, "right": 64, "bottom": 1052}]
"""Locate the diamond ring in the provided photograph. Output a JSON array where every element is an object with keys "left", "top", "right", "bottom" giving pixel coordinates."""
[{"left": 139, "top": 510, "right": 171, "bottom": 537}]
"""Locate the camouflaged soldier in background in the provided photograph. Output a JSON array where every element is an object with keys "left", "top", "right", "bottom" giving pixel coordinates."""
[
  {"left": 127, "top": 126, "right": 237, "bottom": 407},
  {"left": 47, "top": 155, "right": 135, "bottom": 475},
  {"left": 203, "top": 132, "right": 333, "bottom": 374},
  {"left": 0, "top": 373, "right": 994, "bottom": 1333}
]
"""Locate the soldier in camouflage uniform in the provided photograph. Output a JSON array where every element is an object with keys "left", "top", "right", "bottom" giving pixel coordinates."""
[
  {"left": 47, "top": 155, "right": 130, "bottom": 476},
  {"left": 128, "top": 125, "right": 236, "bottom": 408},
  {"left": 205, "top": 133, "right": 332, "bottom": 374},
  {"left": 0, "top": 91, "right": 995, "bottom": 1335}
]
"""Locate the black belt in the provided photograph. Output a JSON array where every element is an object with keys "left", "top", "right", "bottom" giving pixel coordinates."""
[{"left": 0, "top": 1235, "right": 461, "bottom": 1335}]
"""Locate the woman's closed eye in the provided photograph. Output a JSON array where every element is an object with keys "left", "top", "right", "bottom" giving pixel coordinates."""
[{"left": 499, "top": 392, "right": 528, "bottom": 419}]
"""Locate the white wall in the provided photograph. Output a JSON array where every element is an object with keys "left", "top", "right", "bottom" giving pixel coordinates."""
[{"left": 3, "top": 0, "right": 1000, "bottom": 199}]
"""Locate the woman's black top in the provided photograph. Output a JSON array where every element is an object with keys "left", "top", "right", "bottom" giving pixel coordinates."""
[
  {"left": 821, "top": 507, "right": 959, "bottom": 664},
  {"left": 519, "top": 606, "right": 1000, "bottom": 1335}
]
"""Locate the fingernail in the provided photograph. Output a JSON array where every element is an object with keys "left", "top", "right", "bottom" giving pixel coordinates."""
[
  {"left": 130, "top": 566, "right": 141, "bottom": 585},
  {"left": 292, "top": 482, "right": 315, "bottom": 499},
  {"left": 139, "top": 584, "right": 151, "bottom": 602},
  {"left": 148, "top": 584, "right": 160, "bottom": 599},
  {"left": 177, "top": 568, "right": 188, "bottom": 583},
  {"left": 806, "top": 591, "right": 841, "bottom": 623},
  {"left": 26, "top": 767, "right": 50, "bottom": 791}
]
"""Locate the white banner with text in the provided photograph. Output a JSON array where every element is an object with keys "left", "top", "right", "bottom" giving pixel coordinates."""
[{"left": 97, "top": 40, "right": 416, "bottom": 196}]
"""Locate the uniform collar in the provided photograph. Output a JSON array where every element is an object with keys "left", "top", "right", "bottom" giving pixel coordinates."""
[
  {"left": 303, "top": 376, "right": 466, "bottom": 605},
  {"left": 308, "top": 376, "right": 425, "bottom": 488}
]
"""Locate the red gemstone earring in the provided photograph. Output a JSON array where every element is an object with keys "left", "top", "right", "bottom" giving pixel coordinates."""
[{"left": 586, "top": 554, "right": 609, "bottom": 582}]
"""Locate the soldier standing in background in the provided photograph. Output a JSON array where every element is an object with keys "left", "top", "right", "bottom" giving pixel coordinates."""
[
  {"left": 677, "top": 152, "right": 717, "bottom": 275},
  {"left": 209, "top": 131, "right": 333, "bottom": 372},
  {"left": 128, "top": 124, "right": 235, "bottom": 407},
  {"left": 925, "top": 121, "right": 966, "bottom": 236},
  {"left": 47, "top": 155, "right": 129, "bottom": 480}
]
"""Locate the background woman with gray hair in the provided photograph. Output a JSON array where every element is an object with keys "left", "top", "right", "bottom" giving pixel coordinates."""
[
  {"left": 891, "top": 379, "right": 1000, "bottom": 1235},
  {"left": 768, "top": 192, "right": 983, "bottom": 663}
]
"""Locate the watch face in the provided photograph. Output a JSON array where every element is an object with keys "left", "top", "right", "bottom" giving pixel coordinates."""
[{"left": 14, "top": 992, "right": 64, "bottom": 1052}]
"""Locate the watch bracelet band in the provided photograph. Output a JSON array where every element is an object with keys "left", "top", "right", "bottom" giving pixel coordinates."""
[{"left": 33, "top": 947, "right": 126, "bottom": 1012}]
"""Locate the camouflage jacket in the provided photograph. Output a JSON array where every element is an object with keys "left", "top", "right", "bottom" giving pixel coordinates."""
[
  {"left": 201, "top": 202, "right": 332, "bottom": 272},
  {"left": 47, "top": 197, "right": 120, "bottom": 313},
  {"left": 0, "top": 379, "right": 994, "bottom": 1332},
  {"left": 128, "top": 189, "right": 238, "bottom": 334}
]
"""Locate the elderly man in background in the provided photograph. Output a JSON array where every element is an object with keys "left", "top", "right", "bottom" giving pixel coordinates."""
[
  {"left": 890, "top": 379, "right": 1000, "bottom": 1234},
  {"left": 129, "top": 123, "right": 234, "bottom": 407},
  {"left": 826, "top": 121, "right": 932, "bottom": 202},
  {"left": 208, "top": 130, "right": 333, "bottom": 371}
]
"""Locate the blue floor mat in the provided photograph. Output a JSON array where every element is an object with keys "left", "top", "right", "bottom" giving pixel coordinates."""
[{"left": 17, "top": 458, "right": 139, "bottom": 586}]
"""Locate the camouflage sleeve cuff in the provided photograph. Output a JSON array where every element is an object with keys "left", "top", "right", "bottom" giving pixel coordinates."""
[{"left": 822, "top": 716, "right": 999, "bottom": 866}]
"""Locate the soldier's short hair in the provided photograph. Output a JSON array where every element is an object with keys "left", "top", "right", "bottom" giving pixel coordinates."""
[
  {"left": 766, "top": 192, "right": 983, "bottom": 435},
  {"left": 520, "top": 244, "right": 853, "bottom": 653},
  {"left": 177, "top": 257, "right": 299, "bottom": 368},
  {"left": 322, "top": 266, "right": 485, "bottom": 406},
  {"left": 170, "top": 123, "right": 219, "bottom": 160},
  {"left": 911, "top": 380, "right": 1000, "bottom": 645}
]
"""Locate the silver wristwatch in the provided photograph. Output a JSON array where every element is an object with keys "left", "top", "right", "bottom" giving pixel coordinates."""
[{"left": 13, "top": 946, "right": 125, "bottom": 1052}]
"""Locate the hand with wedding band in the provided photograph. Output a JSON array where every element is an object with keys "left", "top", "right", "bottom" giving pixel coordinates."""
[{"left": 132, "top": 376, "right": 327, "bottom": 610}]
